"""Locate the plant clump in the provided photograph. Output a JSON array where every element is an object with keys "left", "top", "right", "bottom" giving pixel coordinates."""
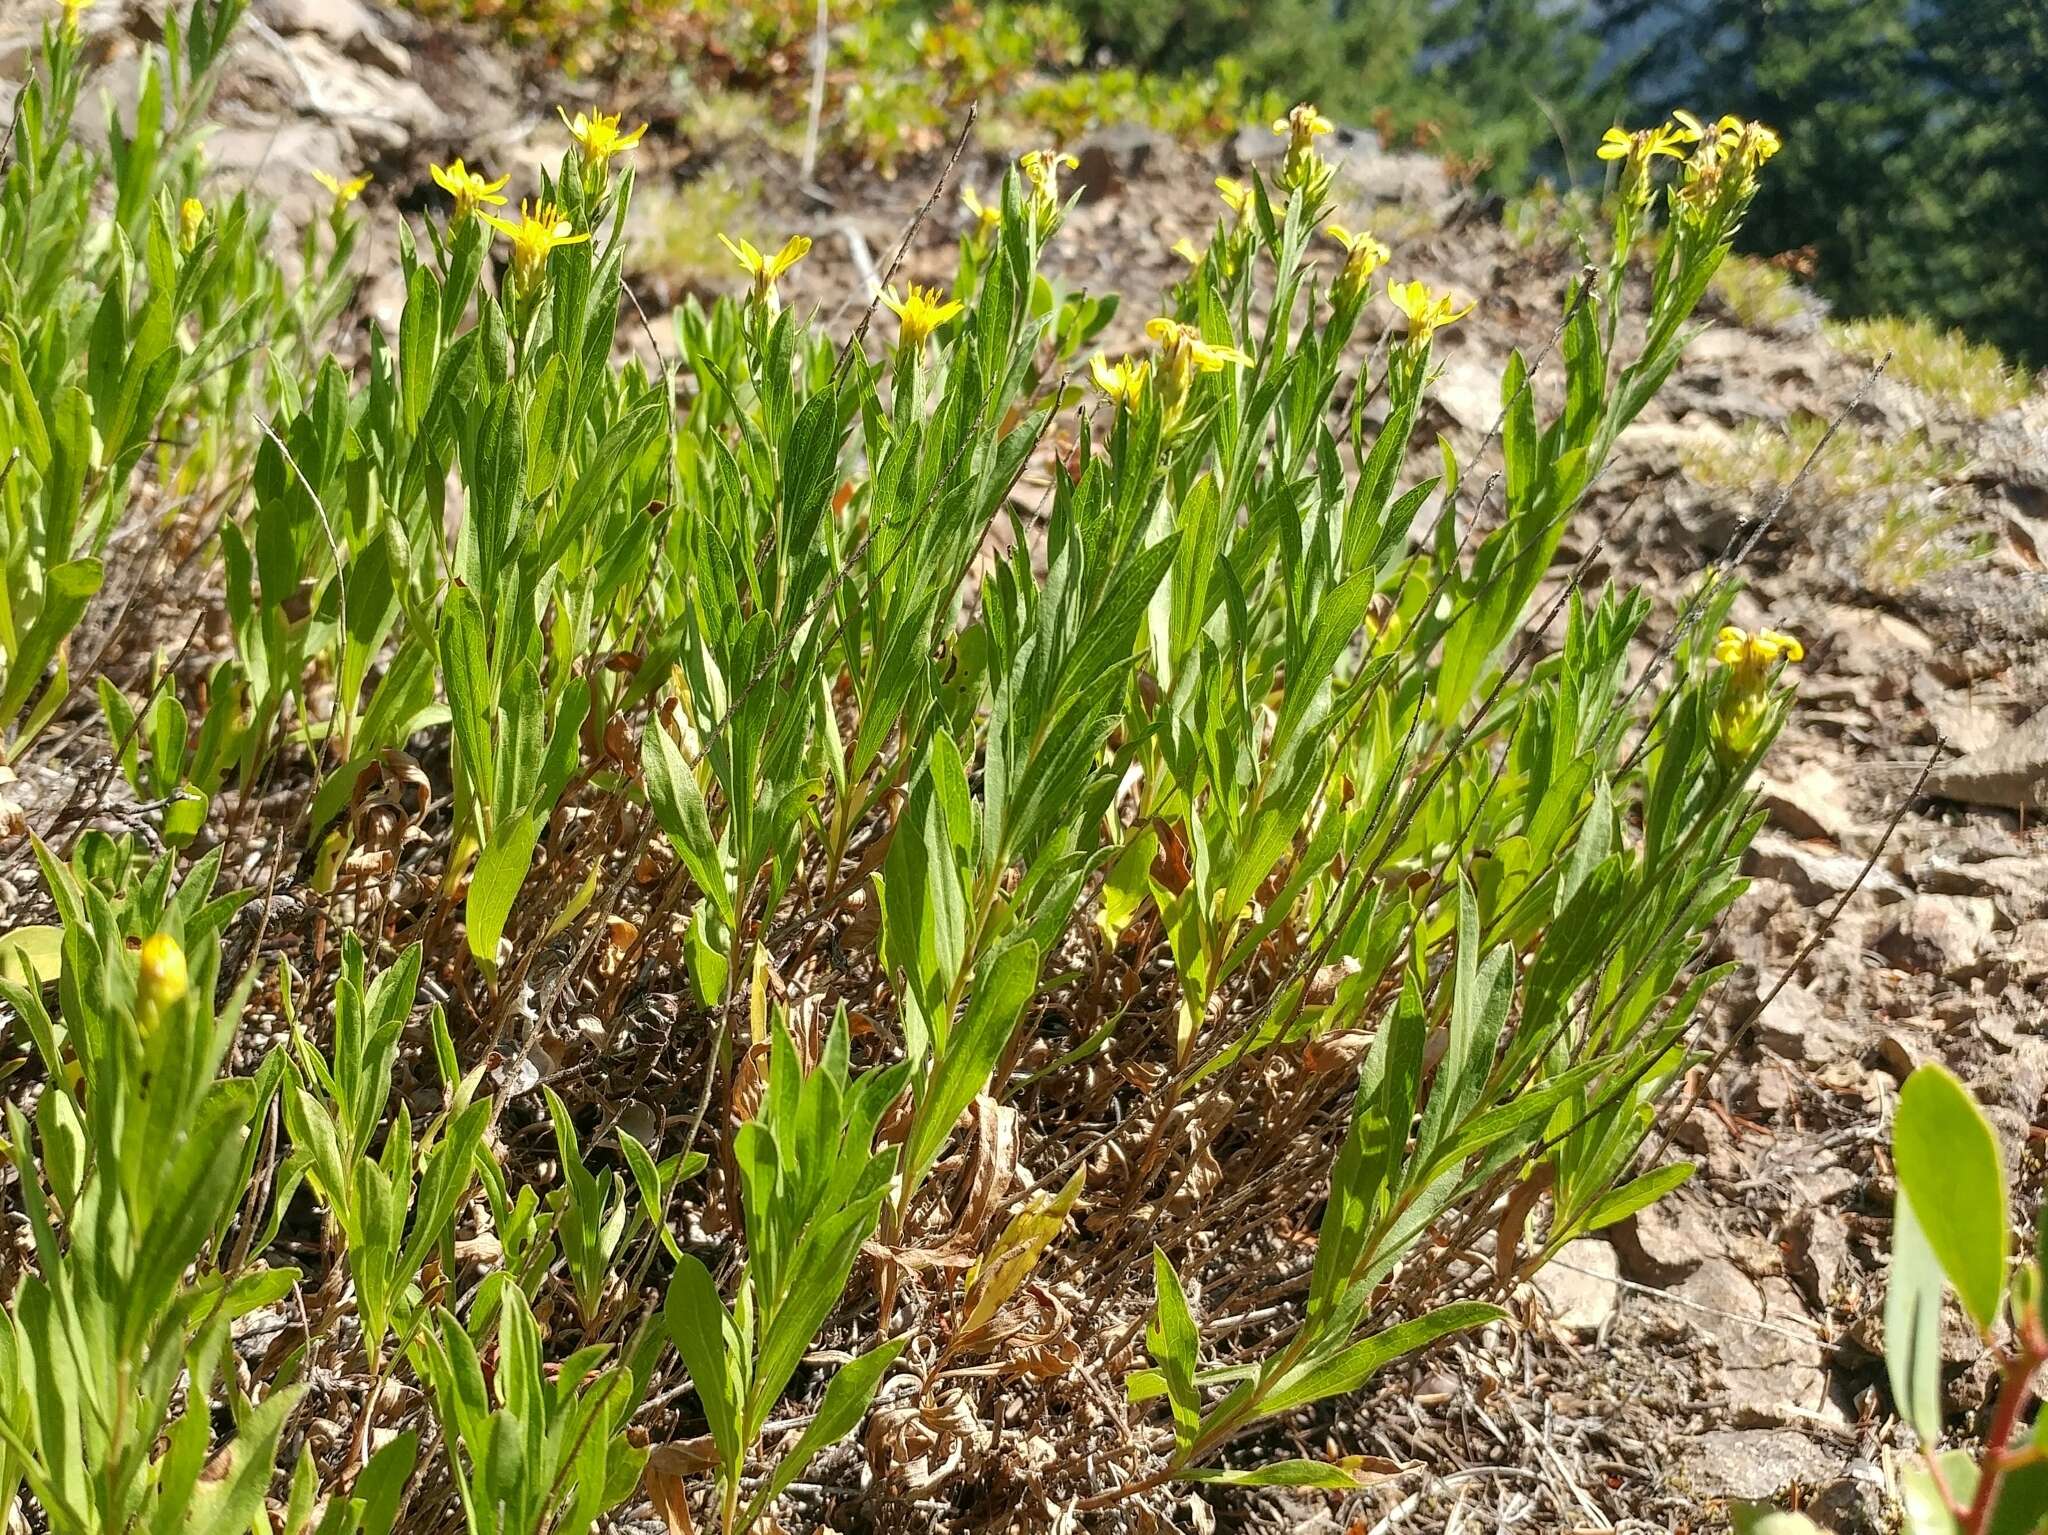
[{"left": 0, "top": 4, "right": 1800, "bottom": 1526}]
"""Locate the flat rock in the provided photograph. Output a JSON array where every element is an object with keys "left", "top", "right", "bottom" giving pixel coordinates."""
[
  {"left": 1875, "top": 894, "right": 1994, "bottom": 978},
  {"left": 1918, "top": 853, "right": 2048, "bottom": 924},
  {"left": 1532, "top": 1238, "right": 1620, "bottom": 1335},
  {"left": 1758, "top": 761, "right": 1857, "bottom": 844},
  {"left": 1753, "top": 976, "right": 1864, "bottom": 1066},
  {"left": 1611, "top": 1188, "right": 1724, "bottom": 1284},
  {"left": 1745, "top": 832, "right": 1910, "bottom": 907},
  {"left": 1679, "top": 1428, "right": 1843, "bottom": 1502},
  {"left": 1663, "top": 1259, "right": 1833, "bottom": 1425},
  {"left": 1928, "top": 703, "right": 2048, "bottom": 812}
]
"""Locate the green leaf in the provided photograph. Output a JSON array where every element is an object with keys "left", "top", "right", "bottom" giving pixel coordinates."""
[
  {"left": 0, "top": 925, "right": 62, "bottom": 985},
  {"left": 1181, "top": 1458, "right": 1385, "bottom": 1489},
  {"left": 742, "top": 1338, "right": 908, "bottom": 1525},
  {"left": 438, "top": 584, "right": 493, "bottom": 818},
  {"left": 664, "top": 1255, "right": 744, "bottom": 1474},
  {"left": 1576, "top": 1162, "right": 1695, "bottom": 1234},
  {"left": 641, "top": 722, "right": 733, "bottom": 927},
  {"left": 1901, "top": 1450, "right": 1972, "bottom": 1535},
  {"left": 465, "top": 812, "right": 541, "bottom": 972},
  {"left": 1884, "top": 1188, "right": 1945, "bottom": 1444},
  {"left": 902, "top": 940, "right": 1039, "bottom": 1200},
  {"left": 1260, "top": 1302, "right": 1504, "bottom": 1417},
  {"left": 1894, "top": 1064, "right": 2009, "bottom": 1332},
  {"left": 1144, "top": 1247, "right": 1202, "bottom": 1453}
]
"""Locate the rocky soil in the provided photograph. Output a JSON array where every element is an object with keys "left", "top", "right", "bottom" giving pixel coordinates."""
[{"left": 7, "top": 0, "right": 2048, "bottom": 1528}]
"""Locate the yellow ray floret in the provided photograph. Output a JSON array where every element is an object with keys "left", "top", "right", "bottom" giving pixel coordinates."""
[
  {"left": 560, "top": 106, "right": 648, "bottom": 167},
  {"left": 882, "top": 283, "right": 966, "bottom": 351},
  {"left": 1090, "top": 353, "right": 1150, "bottom": 405},
  {"left": 720, "top": 232, "right": 811, "bottom": 305},
  {"left": 430, "top": 158, "right": 512, "bottom": 220},
  {"left": 1385, "top": 279, "right": 1475, "bottom": 340}
]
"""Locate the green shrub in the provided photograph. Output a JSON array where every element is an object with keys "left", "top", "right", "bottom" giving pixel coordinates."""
[{"left": 1, "top": 7, "right": 1804, "bottom": 1522}]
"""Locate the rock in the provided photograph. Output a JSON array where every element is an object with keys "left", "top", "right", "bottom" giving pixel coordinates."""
[
  {"left": 1785, "top": 1207, "right": 1852, "bottom": 1312},
  {"left": 1662, "top": 1259, "right": 1833, "bottom": 1425},
  {"left": 1532, "top": 1238, "right": 1620, "bottom": 1335},
  {"left": 1429, "top": 353, "right": 1500, "bottom": 437},
  {"left": 1928, "top": 702, "right": 2048, "bottom": 812},
  {"left": 1612, "top": 1188, "right": 1723, "bottom": 1285},
  {"left": 1679, "top": 1429, "right": 1842, "bottom": 1502},
  {"left": 1753, "top": 976, "right": 1863, "bottom": 1066},
  {"left": 1758, "top": 762, "right": 1858, "bottom": 844},
  {"left": 1745, "top": 832, "right": 1910, "bottom": 907},
  {"left": 1807, "top": 1463, "right": 1891, "bottom": 1535},
  {"left": 1069, "top": 124, "right": 1162, "bottom": 203},
  {"left": 1874, "top": 894, "right": 1993, "bottom": 978},
  {"left": 1919, "top": 853, "right": 2048, "bottom": 923},
  {"left": 254, "top": 0, "right": 409, "bottom": 74},
  {"left": 1912, "top": 670, "right": 2014, "bottom": 756}
]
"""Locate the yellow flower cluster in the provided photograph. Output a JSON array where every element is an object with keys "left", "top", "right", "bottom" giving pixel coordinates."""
[
  {"left": 882, "top": 283, "right": 966, "bottom": 353},
  {"left": 430, "top": 158, "right": 511, "bottom": 222},
  {"left": 1598, "top": 111, "right": 1782, "bottom": 217},
  {"left": 312, "top": 169, "right": 372, "bottom": 215},
  {"left": 1713, "top": 624, "right": 1803, "bottom": 677},
  {"left": 1324, "top": 222, "right": 1388, "bottom": 303},
  {"left": 559, "top": 107, "right": 647, "bottom": 169},
  {"left": 961, "top": 185, "right": 1002, "bottom": 236},
  {"left": 178, "top": 197, "right": 206, "bottom": 252},
  {"left": 483, "top": 200, "right": 589, "bottom": 294},
  {"left": 1020, "top": 149, "right": 1079, "bottom": 229},
  {"left": 137, "top": 932, "right": 188, "bottom": 1034},
  {"left": 1215, "top": 176, "right": 1255, "bottom": 225},
  {"left": 1272, "top": 102, "right": 1335, "bottom": 200},
  {"left": 1089, "top": 353, "right": 1150, "bottom": 406},
  {"left": 1087, "top": 318, "right": 1250, "bottom": 420},
  {"left": 1711, "top": 624, "right": 1802, "bottom": 765}
]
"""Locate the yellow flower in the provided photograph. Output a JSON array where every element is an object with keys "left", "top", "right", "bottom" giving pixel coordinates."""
[
  {"left": 881, "top": 283, "right": 966, "bottom": 352},
  {"left": 1146, "top": 317, "right": 1251, "bottom": 371},
  {"left": 961, "top": 185, "right": 1002, "bottom": 234},
  {"left": 1171, "top": 237, "right": 1203, "bottom": 265},
  {"left": 1272, "top": 102, "right": 1334, "bottom": 150},
  {"left": 312, "top": 169, "right": 372, "bottom": 213},
  {"left": 1147, "top": 316, "right": 1250, "bottom": 416},
  {"left": 1596, "top": 122, "right": 1687, "bottom": 167},
  {"left": 1273, "top": 103, "right": 1336, "bottom": 199},
  {"left": 559, "top": 106, "right": 648, "bottom": 168},
  {"left": 1385, "top": 279, "right": 1474, "bottom": 341},
  {"left": 137, "top": 933, "right": 189, "bottom": 1030},
  {"left": 178, "top": 197, "right": 206, "bottom": 252},
  {"left": 1214, "top": 175, "right": 1255, "bottom": 222},
  {"left": 1325, "top": 222, "right": 1389, "bottom": 301},
  {"left": 1020, "top": 149, "right": 1079, "bottom": 224},
  {"left": 1713, "top": 625, "right": 1803, "bottom": 673},
  {"left": 430, "top": 158, "right": 511, "bottom": 221},
  {"left": 60, "top": 0, "right": 90, "bottom": 34},
  {"left": 1090, "top": 353, "right": 1150, "bottom": 405},
  {"left": 1711, "top": 624, "right": 1802, "bottom": 765},
  {"left": 719, "top": 232, "right": 811, "bottom": 308},
  {"left": 480, "top": 199, "right": 589, "bottom": 292}
]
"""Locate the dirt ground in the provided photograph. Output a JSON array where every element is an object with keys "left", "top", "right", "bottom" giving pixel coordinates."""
[{"left": 7, "top": 0, "right": 2048, "bottom": 1528}]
